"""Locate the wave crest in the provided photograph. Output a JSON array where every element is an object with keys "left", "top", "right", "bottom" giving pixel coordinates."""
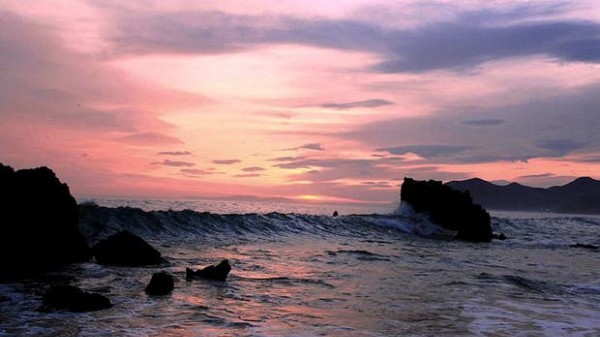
[{"left": 78, "top": 204, "right": 451, "bottom": 243}]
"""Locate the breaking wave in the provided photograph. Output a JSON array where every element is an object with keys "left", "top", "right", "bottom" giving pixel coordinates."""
[{"left": 78, "top": 203, "right": 449, "bottom": 243}]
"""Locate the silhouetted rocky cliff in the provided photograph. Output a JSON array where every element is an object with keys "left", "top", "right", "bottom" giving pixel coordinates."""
[
  {"left": 401, "top": 178, "right": 493, "bottom": 242},
  {"left": 0, "top": 163, "right": 90, "bottom": 279}
]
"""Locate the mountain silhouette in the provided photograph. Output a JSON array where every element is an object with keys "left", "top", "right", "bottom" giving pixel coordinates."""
[{"left": 446, "top": 177, "right": 600, "bottom": 214}]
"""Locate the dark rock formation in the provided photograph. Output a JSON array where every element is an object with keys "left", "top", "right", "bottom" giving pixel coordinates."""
[
  {"left": 492, "top": 233, "right": 507, "bottom": 240},
  {"left": 145, "top": 271, "right": 175, "bottom": 295},
  {"left": 93, "top": 230, "right": 164, "bottom": 266},
  {"left": 570, "top": 243, "right": 598, "bottom": 250},
  {"left": 38, "top": 284, "right": 112, "bottom": 312},
  {"left": 401, "top": 177, "right": 493, "bottom": 242},
  {"left": 186, "top": 259, "right": 231, "bottom": 281},
  {"left": 0, "top": 163, "right": 90, "bottom": 279}
]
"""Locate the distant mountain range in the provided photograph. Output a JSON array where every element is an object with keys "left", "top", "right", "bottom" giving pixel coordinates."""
[{"left": 446, "top": 177, "right": 600, "bottom": 214}]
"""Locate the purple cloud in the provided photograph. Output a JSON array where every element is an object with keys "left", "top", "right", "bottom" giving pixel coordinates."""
[
  {"left": 180, "top": 168, "right": 221, "bottom": 175},
  {"left": 536, "top": 139, "right": 589, "bottom": 156},
  {"left": 242, "top": 166, "right": 266, "bottom": 172},
  {"left": 518, "top": 173, "right": 556, "bottom": 179},
  {"left": 461, "top": 119, "right": 506, "bottom": 126},
  {"left": 106, "top": 6, "right": 600, "bottom": 73},
  {"left": 157, "top": 151, "right": 192, "bottom": 156},
  {"left": 346, "top": 83, "right": 600, "bottom": 164},
  {"left": 213, "top": 159, "right": 242, "bottom": 165},
  {"left": 234, "top": 173, "right": 263, "bottom": 178},
  {"left": 318, "top": 99, "right": 394, "bottom": 110},
  {"left": 152, "top": 159, "right": 195, "bottom": 167},
  {"left": 282, "top": 143, "right": 324, "bottom": 151},
  {"left": 376, "top": 145, "right": 472, "bottom": 159},
  {"left": 268, "top": 156, "right": 306, "bottom": 162}
]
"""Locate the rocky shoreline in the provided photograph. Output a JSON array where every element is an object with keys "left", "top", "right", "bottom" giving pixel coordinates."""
[{"left": 1, "top": 163, "right": 499, "bottom": 313}]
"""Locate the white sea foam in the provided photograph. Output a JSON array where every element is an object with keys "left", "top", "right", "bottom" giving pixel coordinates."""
[{"left": 381, "top": 202, "right": 457, "bottom": 238}]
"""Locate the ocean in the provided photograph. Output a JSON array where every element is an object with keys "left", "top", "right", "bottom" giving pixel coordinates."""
[{"left": 1, "top": 199, "right": 599, "bottom": 337}]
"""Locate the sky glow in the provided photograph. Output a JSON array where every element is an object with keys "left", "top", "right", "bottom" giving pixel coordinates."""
[{"left": 1, "top": 0, "right": 599, "bottom": 204}]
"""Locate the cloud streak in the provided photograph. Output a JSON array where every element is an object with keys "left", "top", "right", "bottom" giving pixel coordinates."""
[
  {"left": 461, "top": 119, "right": 506, "bottom": 126},
  {"left": 346, "top": 83, "right": 600, "bottom": 164},
  {"left": 282, "top": 143, "right": 325, "bottom": 151},
  {"left": 273, "top": 155, "right": 468, "bottom": 185},
  {"left": 242, "top": 166, "right": 266, "bottom": 172},
  {"left": 374, "top": 20, "right": 600, "bottom": 73},
  {"left": 180, "top": 168, "right": 221, "bottom": 175},
  {"left": 268, "top": 156, "right": 305, "bottom": 162},
  {"left": 234, "top": 173, "right": 263, "bottom": 178},
  {"left": 105, "top": 5, "right": 600, "bottom": 73},
  {"left": 213, "top": 159, "right": 242, "bottom": 165},
  {"left": 377, "top": 145, "right": 472, "bottom": 159},
  {"left": 152, "top": 159, "right": 195, "bottom": 167},
  {"left": 318, "top": 99, "right": 394, "bottom": 110},
  {"left": 157, "top": 151, "right": 192, "bottom": 156},
  {"left": 117, "top": 132, "right": 183, "bottom": 145}
]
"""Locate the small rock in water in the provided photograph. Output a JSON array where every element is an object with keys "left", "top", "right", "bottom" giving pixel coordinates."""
[
  {"left": 145, "top": 271, "right": 175, "bottom": 295},
  {"left": 186, "top": 259, "right": 231, "bottom": 282},
  {"left": 0, "top": 294, "right": 8, "bottom": 303},
  {"left": 492, "top": 233, "right": 507, "bottom": 240},
  {"left": 38, "top": 284, "right": 112, "bottom": 312},
  {"left": 93, "top": 230, "right": 165, "bottom": 266},
  {"left": 570, "top": 243, "right": 598, "bottom": 250}
]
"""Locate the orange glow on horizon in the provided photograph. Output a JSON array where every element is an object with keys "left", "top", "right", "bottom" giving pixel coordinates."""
[
  {"left": 1, "top": 1, "right": 599, "bottom": 203},
  {"left": 296, "top": 194, "right": 322, "bottom": 201}
]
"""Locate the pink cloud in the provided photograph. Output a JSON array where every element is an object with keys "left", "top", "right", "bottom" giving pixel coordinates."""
[{"left": 1, "top": 2, "right": 599, "bottom": 203}]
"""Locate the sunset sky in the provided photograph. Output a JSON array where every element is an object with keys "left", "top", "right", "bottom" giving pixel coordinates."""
[{"left": 1, "top": 0, "right": 599, "bottom": 204}]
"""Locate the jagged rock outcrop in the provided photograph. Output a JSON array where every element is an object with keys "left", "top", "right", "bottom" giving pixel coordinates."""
[
  {"left": 145, "top": 271, "right": 175, "bottom": 295},
  {"left": 93, "top": 230, "right": 164, "bottom": 266},
  {"left": 401, "top": 177, "right": 493, "bottom": 242},
  {"left": 0, "top": 163, "right": 90, "bottom": 279},
  {"left": 38, "top": 284, "right": 112, "bottom": 312},
  {"left": 186, "top": 259, "right": 231, "bottom": 281}
]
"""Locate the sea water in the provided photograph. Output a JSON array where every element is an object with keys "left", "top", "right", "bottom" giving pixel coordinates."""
[{"left": 0, "top": 199, "right": 599, "bottom": 337}]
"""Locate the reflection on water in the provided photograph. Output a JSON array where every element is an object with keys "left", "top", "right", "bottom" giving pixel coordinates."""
[{"left": 1, "top": 213, "right": 599, "bottom": 336}]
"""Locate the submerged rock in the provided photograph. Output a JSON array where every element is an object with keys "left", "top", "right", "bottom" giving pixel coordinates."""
[
  {"left": 570, "top": 243, "right": 598, "bottom": 250},
  {"left": 492, "top": 233, "right": 507, "bottom": 240},
  {"left": 0, "top": 163, "right": 90, "bottom": 279},
  {"left": 93, "top": 230, "right": 164, "bottom": 266},
  {"left": 145, "top": 271, "right": 175, "bottom": 295},
  {"left": 400, "top": 177, "right": 493, "bottom": 242},
  {"left": 38, "top": 284, "right": 112, "bottom": 312},
  {"left": 186, "top": 259, "right": 231, "bottom": 281}
]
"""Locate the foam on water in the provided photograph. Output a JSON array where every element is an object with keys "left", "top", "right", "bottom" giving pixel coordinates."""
[
  {"left": 2, "top": 200, "right": 600, "bottom": 336},
  {"left": 78, "top": 203, "right": 449, "bottom": 244}
]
